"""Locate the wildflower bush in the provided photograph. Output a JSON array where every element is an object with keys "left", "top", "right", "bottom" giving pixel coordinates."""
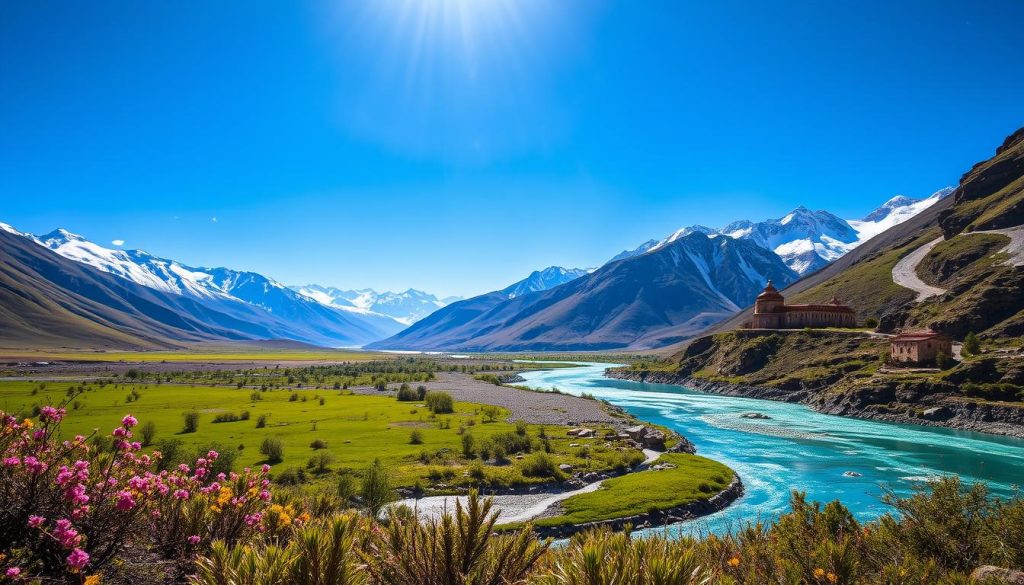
[{"left": 0, "top": 404, "right": 279, "bottom": 580}]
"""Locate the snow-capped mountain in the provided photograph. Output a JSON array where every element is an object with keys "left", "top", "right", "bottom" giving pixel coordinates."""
[
  {"left": 615, "top": 188, "right": 953, "bottom": 275},
  {"left": 499, "top": 266, "right": 592, "bottom": 299},
  {"left": 371, "top": 232, "right": 798, "bottom": 351},
  {"left": 849, "top": 187, "right": 954, "bottom": 241},
  {"left": 27, "top": 227, "right": 405, "bottom": 346},
  {"left": 289, "top": 285, "right": 458, "bottom": 325}
]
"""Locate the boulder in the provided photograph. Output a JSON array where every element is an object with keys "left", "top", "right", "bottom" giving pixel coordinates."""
[
  {"left": 558, "top": 464, "right": 573, "bottom": 473},
  {"left": 922, "top": 406, "right": 954, "bottom": 421},
  {"left": 971, "top": 566, "right": 1024, "bottom": 584},
  {"left": 740, "top": 412, "right": 772, "bottom": 419}
]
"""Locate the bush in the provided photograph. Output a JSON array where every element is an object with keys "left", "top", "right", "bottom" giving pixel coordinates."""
[
  {"left": 461, "top": 433, "right": 476, "bottom": 457},
  {"left": 519, "top": 452, "right": 565, "bottom": 480},
  {"left": 864, "top": 317, "right": 879, "bottom": 329},
  {"left": 140, "top": 420, "right": 157, "bottom": 446},
  {"left": 337, "top": 471, "right": 357, "bottom": 503},
  {"left": 307, "top": 452, "right": 335, "bottom": 474},
  {"left": 256, "top": 414, "right": 268, "bottom": 428},
  {"left": 409, "top": 430, "right": 424, "bottom": 445},
  {"left": 182, "top": 410, "right": 200, "bottom": 433},
  {"left": 963, "top": 331, "right": 981, "bottom": 356},
  {"left": 310, "top": 439, "right": 328, "bottom": 450},
  {"left": 361, "top": 459, "right": 393, "bottom": 517},
  {"left": 212, "top": 412, "right": 242, "bottom": 423},
  {"left": 481, "top": 405, "right": 501, "bottom": 423},
  {"left": 396, "top": 386, "right": 418, "bottom": 401},
  {"left": 416, "top": 385, "right": 428, "bottom": 400},
  {"left": 260, "top": 437, "right": 285, "bottom": 464},
  {"left": 424, "top": 391, "right": 454, "bottom": 414},
  {"left": 515, "top": 420, "right": 528, "bottom": 436}
]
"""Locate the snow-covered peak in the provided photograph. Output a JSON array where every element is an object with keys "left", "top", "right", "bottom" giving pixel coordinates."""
[
  {"left": 501, "top": 266, "right": 592, "bottom": 299},
  {"left": 849, "top": 187, "right": 953, "bottom": 242},
  {"left": 289, "top": 285, "right": 458, "bottom": 325}
]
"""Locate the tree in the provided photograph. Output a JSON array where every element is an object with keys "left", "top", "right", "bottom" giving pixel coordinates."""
[
  {"left": 362, "top": 458, "right": 393, "bottom": 518},
  {"left": 963, "top": 332, "right": 981, "bottom": 357},
  {"left": 864, "top": 317, "right": 879, "bottom": 329}
]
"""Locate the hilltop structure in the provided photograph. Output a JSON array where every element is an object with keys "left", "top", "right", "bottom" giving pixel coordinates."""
[
  {"left": 890, "top": 330, "right": 953, "bottom": 365},
  {"left": 749, "top": 281, "right": 856, "bottom": 329}
]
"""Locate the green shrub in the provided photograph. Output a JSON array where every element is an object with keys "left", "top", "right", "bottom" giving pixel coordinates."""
[
  {"left": 260, "top": 437, "right": 285, "bottom": 464},
  {"left": 409, "top": 430, "right": 424, "bottom": 445},
  {"left": 396, "top": 386, "right": 418, "bottom": 401},
  {"left": 140, "top": 420, "right": 157, "bottom": 446},
  {"left": 256, "top": 414, "right": 268, "bottom": 428},
  {"left": 310, "top": 439, "right": 328, "bottom": 450},
  {"left": 519, "top": 452, "right": 565, "bottom": 480},
  {"left": 424, "top": 391, "right": 454, "bottom": 414},
  {"left": 182, "top": 411, "right": 200, "bottom": 433},
  {"left": 461, "top": 433, "right": 476, "bottom": 458}
]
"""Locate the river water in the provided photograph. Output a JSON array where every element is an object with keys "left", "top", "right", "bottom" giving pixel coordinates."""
[{"left": 517, "top": 362, "right": 1024, "bottom": 537}]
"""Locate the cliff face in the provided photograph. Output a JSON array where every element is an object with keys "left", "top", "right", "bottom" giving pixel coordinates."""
[{"left": 939, "top": 127, "right": 1024, "bottom": 237}]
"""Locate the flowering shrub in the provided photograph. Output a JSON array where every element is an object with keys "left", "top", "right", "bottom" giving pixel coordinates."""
[{"left": 0, "top": 405, "right": 277, "bottom": 580}]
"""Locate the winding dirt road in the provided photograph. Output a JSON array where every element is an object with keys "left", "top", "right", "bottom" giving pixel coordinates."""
[{"left": 891, "top": 237, "right": 947, "bottom": 301}]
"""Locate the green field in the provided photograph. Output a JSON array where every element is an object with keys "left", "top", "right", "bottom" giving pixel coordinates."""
[
  {"left": 533, "top": 453, "right": 733, "bottom": 527},
  {"left": 0, "top": 379, "right": 643, "bottom": 494}
]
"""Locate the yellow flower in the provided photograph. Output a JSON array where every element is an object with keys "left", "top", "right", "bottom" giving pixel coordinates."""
[
  {"left": 296, "top": 512, "right": 311, "bottom": 523},
  {"left": 814, "top": 568, "right": 826, "bottom": 579},
  {"left": 84, "top": 575, "right": 102, "bottom": 585},
  {"left": 210, "top": 505, "right": 222, "bottom": 513},
  {"left": 22, "top": 418, "right": 34, "bottom": 428},
  {"left": 727, "top": 556, "right": 740, "bottom": 568},
  {"left": 827, "top": 572, "right": 838, "bottom": 584},
  {"left": 217, "top": 487, "right": 233, "bottom": 506}
]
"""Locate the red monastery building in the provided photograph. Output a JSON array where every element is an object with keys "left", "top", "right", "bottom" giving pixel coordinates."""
[{"left": 750, "top": 281, "right": 856, "bottom": 329}]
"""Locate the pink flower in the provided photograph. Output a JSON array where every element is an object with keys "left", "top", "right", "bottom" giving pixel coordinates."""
[
  {"left": 121, "top": 414, "right": 138, "bottom": 427},
  {"left": 23, "top": 456, "right": 48, "bottom": 474},
  {"left": 40, "top": 405, "right": 66, "bottom": 422},
  {"left": 27, "top": 515, "right": 45, "bottom": 528},
  {"left": 66, "top": 548, "right": 89, "bottom": 571},
  {"left": 5, "top": 567, "right": 21, "bottom": 578},
  {"left": 206, "top": 450, "right": 219, "bottom": 460},
  {"left": 261, "top": 464, "right": 271, "bottom": 473},
  {"left": 54, "top": 519, "right": 81, "bottom": 548},
  {"left": 259, "top": 490, "right": 271, "bottom": 501},
  {"left": 115, "top": 490, "right": 136, "bottom": 510},
  {"left": 3, "top": 456, "right": 20, "bottom": 466},
  {"left": 173, "top": 489, "right": 190, "bottom": 500},
  {"left": 187, "top": 535, "right": 201, "bottom": 545},
  {"left": 112, "top": 427, "right": 129, "bottom": 438}
]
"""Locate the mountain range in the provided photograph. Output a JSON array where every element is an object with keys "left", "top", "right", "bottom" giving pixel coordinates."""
[
  {"left": 288, "top": 285, "right": 459, "bottom": 325},
  {"left": 0, "top": 183, "right": 953, "bottom": 352},
  {"left": 370, "top": 189, "right": 951, "bottom": 351},
  {"left": 612, "top": 188, "right": 953, "bottom": 275}
]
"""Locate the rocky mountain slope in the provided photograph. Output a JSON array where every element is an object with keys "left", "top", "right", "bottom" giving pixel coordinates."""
[
  {"left": 3, "top": 225, "right": 403, "bottom": 348},
  {"left": 370, "top": 233, "right": 797, "bottom": 351},
  {"left": 0, "top": 227, "right": 262, "bottom": 349}
]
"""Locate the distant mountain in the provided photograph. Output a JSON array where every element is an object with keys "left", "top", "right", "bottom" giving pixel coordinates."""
[
  {"left": 0, "top": 226, "right": 259, "bottom": 349},
  {"left": 289, "top": 285, "right": 457, "bottom": 325},
  {"left": 499, "top": 266, "right": 592, "bottom": 299},
  {"left": 370, "top": 233, "right": 797, "bottom": 351},
  {"left": 615, "top": 189, "right": 952, "bottom": 275},
  {"left": 22, "top": 227, "right": 404, "bottom": 347}
]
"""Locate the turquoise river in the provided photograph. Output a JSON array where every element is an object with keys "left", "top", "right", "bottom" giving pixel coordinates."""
[{"left": 517, "top": 362, "right": 1024, "bottom": 536}]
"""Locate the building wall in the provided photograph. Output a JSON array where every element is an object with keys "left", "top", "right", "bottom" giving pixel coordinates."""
[{"left": 890, "top": 339, "right": 952, "bottom": 364}]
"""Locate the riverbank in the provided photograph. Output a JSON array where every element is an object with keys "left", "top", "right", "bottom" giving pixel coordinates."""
[{"left": 607, "top": 369, "right": 1024, "bottom": 439}]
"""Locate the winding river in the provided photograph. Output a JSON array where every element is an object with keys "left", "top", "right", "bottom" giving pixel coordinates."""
[{"left": 517, "top": 362, "right": 1024, "bottom": 537}]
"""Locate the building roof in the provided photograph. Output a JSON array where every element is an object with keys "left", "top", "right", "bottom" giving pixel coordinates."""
[
  {"left": 756, "top": 280, "right": 784, "bottom": 301},
  {"left": 783, "top": 304, "right": 855, "bottom": 314},
  {"left": 893, "top": 331, "right": 951, "bottom": 342}
]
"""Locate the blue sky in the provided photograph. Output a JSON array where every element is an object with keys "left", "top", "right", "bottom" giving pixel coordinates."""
[{"left": 2, "top": 1, "right": 1023, "bottom": 298}]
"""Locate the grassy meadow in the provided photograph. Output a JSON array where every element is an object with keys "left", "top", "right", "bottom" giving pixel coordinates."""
[
  {"left": 0, "top": 377, "right": 646, "bottom": 494},
  {"left": 534, "top": 453, "right": 733, "bottom": 527}
]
